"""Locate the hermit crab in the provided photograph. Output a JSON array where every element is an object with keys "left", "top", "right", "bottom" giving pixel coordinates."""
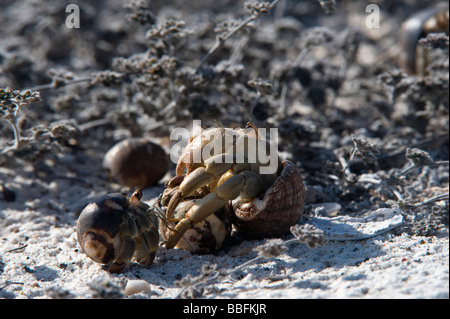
[
  {"left": 159, "top": 123, "right": 306, "bottom": 251},
  {"left": 76, "top": 123, "right": 305, "bottom": 270},
  {"left": 76, "top": 190, "right": 159, "bottom": 273}
]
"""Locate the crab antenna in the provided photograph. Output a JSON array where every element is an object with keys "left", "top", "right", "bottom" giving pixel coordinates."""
[
  {"left": 245, "top": 122, "right": 259, "bottom": 137},
  {"left": 149, "top": 200, "right": 194, "bottom": 247},
  {"left": 148, "top": 199, "right": 177, "bottom": 232},
  {"left": 214, "top": 119, "right": 223, "bottom": 129}
]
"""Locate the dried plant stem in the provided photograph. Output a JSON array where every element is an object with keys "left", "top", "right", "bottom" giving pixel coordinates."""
[
  {"left": 28, "top": 77, "right": 92, "bottom": 91},
  {"left": 1, "top": 106, "right": 22, "bottom": 154},
  {"left": 196, "top": 0, "right": 280, "bottom": 70},
  {"left": 401, "top": 160, "right": 449, "bottom": 175},
  {"left": 1, "top": 88, "right": 41, "bottom": 154},
  {"left": 341, "top": 147, "right": 356, "bottom": 174},
  {"left": 1, "top": 118, "right": 21, "bottom": 154},
  {"left": 10, "top": 119, "right": 20, "bottom": 148},
  {"left": 401, "top": 192, "right": 449, "bottom": 208},
  {"left": 4, "top": 244, "right": 28, "bottom": 253},
  {"left": 0, "top": 281, "right": 24, "bottom": 292}
]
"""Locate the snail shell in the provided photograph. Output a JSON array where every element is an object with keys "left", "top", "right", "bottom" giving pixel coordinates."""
[
  {"left": 231, "top": 160, "right": 305, "bottom": 239},
  {"left": 159, "top": 198, "right": 232, "bottom": 254},
  {"left": 103, "top": 138, "right": 169, "bottom": 189}
]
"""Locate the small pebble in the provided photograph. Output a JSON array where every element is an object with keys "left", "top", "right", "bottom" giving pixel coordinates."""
[
  {"left": 311, "top": 202, "right": 341, "bottom": 216},
  {"left": 124, "top": 279, "right": 151, "bottom": 296}
]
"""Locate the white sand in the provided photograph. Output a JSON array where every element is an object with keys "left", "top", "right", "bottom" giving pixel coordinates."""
[{"left": 1, "top": 182, "right": 448, "bottom": 299}]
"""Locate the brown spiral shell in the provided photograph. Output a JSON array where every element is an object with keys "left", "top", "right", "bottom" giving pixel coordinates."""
[
  {"left": 231, "top": 160, "right": 305, "bottom": 239},
  {"left": 103, "top": 138, "right": 169, "bottom": 189}
]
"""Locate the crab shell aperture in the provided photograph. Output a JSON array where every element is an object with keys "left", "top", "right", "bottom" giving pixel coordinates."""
[
  {"left": 230, "top": 160, "right": 305, "bottom": 239},
  {"left": 76, "top": 193, "right": 127, "bottom": 263}
]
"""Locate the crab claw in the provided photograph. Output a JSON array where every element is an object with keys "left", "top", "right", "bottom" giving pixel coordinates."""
[{"left": 165, "top": 170, "right": 263, "bottom": 249}]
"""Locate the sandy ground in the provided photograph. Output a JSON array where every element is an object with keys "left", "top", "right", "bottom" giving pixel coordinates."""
[{"left": 0, "top": 180, "right": 448, "bottom": 299}]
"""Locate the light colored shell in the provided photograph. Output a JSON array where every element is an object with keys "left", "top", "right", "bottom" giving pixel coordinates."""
[
  {"left": 231, "top": 160, "right": 305, "bottom": 239},
  {"left": 159, "top": 198, "right": 232, "bottom": 253}
]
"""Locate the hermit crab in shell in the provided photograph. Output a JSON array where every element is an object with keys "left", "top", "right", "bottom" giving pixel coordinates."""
[
  {"left": 76, "top": 190, "right": 159, "bottom": 273},
  {"left": 159, "top": 123, "right": 306, "bottom": 251}
]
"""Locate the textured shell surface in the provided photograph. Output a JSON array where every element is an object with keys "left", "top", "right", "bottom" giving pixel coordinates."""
[
  {"left": 76, "top": 193, "right": 128, "bottom": 239},
  {"left": 76, "top": 193, "right": 129, "bottom": 263},
  {"left": 103, "top": 138, "right": 169, "bottom": 188},
  {"left": 231, "top": 160, "right": 305, "bottom": 238},
  {"left": 176, "top": 127, "right": 252, "bottom": 176}
]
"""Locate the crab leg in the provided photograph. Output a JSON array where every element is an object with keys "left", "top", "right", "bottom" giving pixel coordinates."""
[
  {"left": 166, "top": 155, "right": 239, "bottom": 219},
  {"left": 108, "top": 236, "right": 136, "bottom": 273},
  {"left": 166, "top": 167, "right": 215, "bottom": 220},
  {"left": 135, "top": 228, "right": 159, "bottom": 266},
  {"left": 165, "top": 170, "right": 263, "bottom": 249}
]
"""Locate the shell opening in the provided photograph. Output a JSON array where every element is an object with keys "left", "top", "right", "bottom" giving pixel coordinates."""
[{"left": 82, "top": 232, "right": 114, "bottom": 263}]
